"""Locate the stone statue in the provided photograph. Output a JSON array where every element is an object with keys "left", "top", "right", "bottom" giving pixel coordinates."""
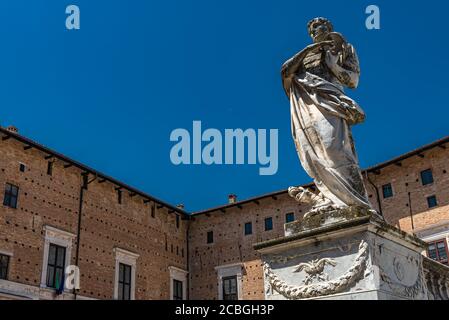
[{"left": 281, "top": 17, "right": 374, "bottom": 215}]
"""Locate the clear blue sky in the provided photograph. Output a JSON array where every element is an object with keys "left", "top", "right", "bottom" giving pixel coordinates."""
[{"left": 0, "top": 1, "right": 448, "bottom": 211}]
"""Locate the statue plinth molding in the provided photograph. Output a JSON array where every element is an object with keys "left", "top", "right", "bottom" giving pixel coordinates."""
[{"left": 255, "top": 212, "right": 449, "bottom": 300}]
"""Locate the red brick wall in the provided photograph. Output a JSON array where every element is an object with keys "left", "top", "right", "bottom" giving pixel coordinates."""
[
  {"left": 0, "top": 137, "right": 188, "bottom": 299},
  {"left": 1, "top": 132, "right": 448, "bottom": 300},
  {"left": 188, "top": 194, "right": 310, "bottom": 299},
  {"left": 366, "top": 146, "right": 449, "bottom": 233},
  {"left": 0, "top": 138, "right": 80, "bottom": 288},
  {"left": 189, "top": 145, "right": 449, "bottom": 299}
]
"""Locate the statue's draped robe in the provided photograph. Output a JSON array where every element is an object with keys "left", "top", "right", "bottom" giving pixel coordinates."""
[{"left": 285, "top": 44, "right": 372, "bottom": 208}]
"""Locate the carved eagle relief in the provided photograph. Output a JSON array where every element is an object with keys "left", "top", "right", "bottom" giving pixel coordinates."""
[{"left": 294, "top": 258, "right": 337, "bottom": 285}]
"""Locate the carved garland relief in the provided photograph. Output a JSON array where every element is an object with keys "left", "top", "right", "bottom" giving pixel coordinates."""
[{"left": 263, "top": 241, "right": 369, "bottom": 299}]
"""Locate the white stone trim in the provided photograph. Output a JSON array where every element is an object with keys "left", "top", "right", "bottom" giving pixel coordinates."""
[
  {"left": 169, "top": 266, "right": 188, "bottom": 300},
  {"left": 0, "top": 279, "right": 96, "bottom": 300},
  {"left": 0, "top": 279, "right": 37, "bottom": 300},
  {"left": 0, "top": 249, "right": 13, "bottom": 257},
  {"left": 417, "top": 223, "right": 449, "bottom": 242},
  {"left": 40, "top": 225, "right": 76, "bottom": 290},
  {"left": 421, "top": 231, "right": 449, "bottom": 243},
  {"left": 113, "top": 247, "right": 139, "bottom": 300},
  {"left": 415, "top": 222, "right": 449, "bottom": 257},
  {"left": 215, "top": 263, "right": 243, "bottom": 300},
  {"left": 418, "top": 229, "right": 449, "bottom": 258}
]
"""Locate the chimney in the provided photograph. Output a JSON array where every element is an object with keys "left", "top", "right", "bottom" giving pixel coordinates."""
[
  {"left": 6, "top": 126, "right": 18, "bottom": 134},
  {"left": 228, "top": 194, "right": 237, "bottom": 204},
  {"left": 176, "top": 204, "right": 185, "bottom": 210}
]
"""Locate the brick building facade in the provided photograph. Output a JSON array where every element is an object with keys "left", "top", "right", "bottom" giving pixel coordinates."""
[
  {"left": 0, "top": 125, "right": 448, "bottom": 300},
  {"left": 0, "top": 126, "right": 188, "bottom": 300}
]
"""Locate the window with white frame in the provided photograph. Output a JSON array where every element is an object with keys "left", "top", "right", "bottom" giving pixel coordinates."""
[
  {"left": 215, "top": 263, "right": 243, "bottom": 300},
  {"left": 169, "top": 266, "right": 188, "bottom": 300},
  {"left": 40, "top": 226, "right": 76, "bottom": 291},
  {"left": 222, "top": 276, "right": 238, "bottom": 300},
  {"left": 173, "top": 279, "right": 183, "bottom": 300},
  {"left": 46, "top": 244, "right": 66, "bottom": 289},
  {"left": 117, "top": 263, "right": 132, "bottom": 300},
  {"left": 113, "top": 248, "right": 139, "bottom": 300}
]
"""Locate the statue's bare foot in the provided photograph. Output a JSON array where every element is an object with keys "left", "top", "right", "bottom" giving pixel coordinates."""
[
  {"left": 288, "top": 186, "right": 318, "bottom": 204},
  {"left": 289, "top": 187, "right": 341, "bottom": 218},
  {"left": 304, "top": 194, "right": 338, "bottom": 218}
]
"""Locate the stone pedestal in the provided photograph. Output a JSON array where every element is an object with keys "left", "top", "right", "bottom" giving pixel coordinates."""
[{"left": 254, "top": 211, "right": 449, "bottom": 300}]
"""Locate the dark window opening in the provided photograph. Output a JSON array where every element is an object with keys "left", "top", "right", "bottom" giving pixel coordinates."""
[
  {"left": 207, "top": 231, "right": 214, "bottom": 244},
  {"left": 0, "top": 254, "right": 10, "bottom": 280},
  {"left": 244, "top": 222, "right": 252, "bottom": 236},
  {"left": 223, "top": 276, "right": 238, "bottom": 300},
  {"left": 382, "top": 183, "right": 393, "bottom": 199},
  {"left": 428, "top": 240, "right": 448, "bottom": 265},
  {"left": 421, "top": 169, "right": 434, "bottom": 186},
  {"left": 117, "top": 189, "right": 122, "bottom": 204},
  {"left": 427, "top": 195, "right": 438, "bottom": 208},
  {"left": 151, "top": 204, "right": 155, "bottom": 218},
  {"left": 118, "top": 263, "right": 132, "bottom": 300},
  {"left": 264, "top": 217, "right": 273, "bottom": 231},
  {"left": 173, "top": 279, "right": 183, "bottom": 300},
  {"left": 176, "top": 215, "right": 180, "bottom": 229},
  {"left": 19, "top": 163, "right": 25, "bottom": 172},
  {"left": 3, "top": 183, "right": 19, "bottom": 209},
  {"left": 47, "top": 161, "right": 53, "bottom": 176},
  {"left": 286, "top": 212, "right": 295, "bottom": 223},
  {"left": 46, "top": 244, "right": 66, "bottom": 289}
]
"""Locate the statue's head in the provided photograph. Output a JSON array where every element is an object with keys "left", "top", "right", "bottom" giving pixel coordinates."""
[{"left": 308, "top": 17, "right": 333, "bottom": 42}]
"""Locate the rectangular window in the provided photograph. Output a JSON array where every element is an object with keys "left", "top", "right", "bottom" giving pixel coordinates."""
[
  {"left": 244, "top": 222, "right": 252, "bottom": 235},
  {"left": 207, "top": 231, "right": 214, "bottom": 244},
  {"left": 176, "top": 215, "right": 180, "bottom": 229},
  {"left": 427, "top": 195, "right": 438, "bottom": 208},
  {"left": 118, "top": 263, "right": 132, "bottom": 300},
  {"left": 428, "top": 240, "right": 448, "bottom": 265},
  {"left": 222, "top": 276, "right": 238, "bottom": 300},
  {"left": 3, "top": 183, "right": 19, "bottom": 209},
  {"left": 285, "top": 212, "right": 295, "bottom": 223},
  {"left": 117, "top": 189, "right": 122, "bottom": 204},
  {"left": 47, "top": 161, "right": 53, "bottom": 176},
  {"left": 19, "top": 163, "right": 25, "bottom": 172},
  {"left": 46, "top": 244, "right": 66, "bottom": 289},
  {"left": 173, "top": 279, "right": 183, "bottom": 300},
  {"left": 421, "top": 169, "right": 434, "bottom": 186},
  {"left": 382, "top": 183, "right": 393, "bottom": 199},
  {"left": 264, "top": 217, "right": 273, "bottom": 231},
  {"left": 151, "top": 203, "right": 155, "bottom": 218},
  {"left": 0, "top": 254, "right": 10, "bottom": 280}
]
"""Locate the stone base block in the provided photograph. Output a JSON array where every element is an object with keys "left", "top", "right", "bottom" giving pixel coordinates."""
[{"left": 255, "top": 214, "right": 449, "bottom": 300}]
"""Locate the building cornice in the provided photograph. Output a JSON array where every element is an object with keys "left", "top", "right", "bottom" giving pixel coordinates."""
[{"left": 0, "top": 126, "right": 188, "bottom": 217}]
